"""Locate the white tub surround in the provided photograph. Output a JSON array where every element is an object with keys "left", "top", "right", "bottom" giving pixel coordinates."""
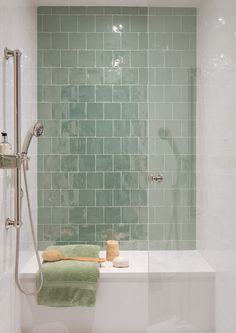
[{"left": 20, "top": 251, "right": 214, "bottom": 333}]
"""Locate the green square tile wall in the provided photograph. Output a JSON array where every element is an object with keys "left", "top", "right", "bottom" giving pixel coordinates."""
[{"left": 37, "top": 6, "right": 196, "bottom": 250}]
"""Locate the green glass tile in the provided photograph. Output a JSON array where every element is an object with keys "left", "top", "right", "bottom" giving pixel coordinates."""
[
  {"left": 38, "top": 33, "right": 51, "bottom": 49},
  {"left": 52, "top": 207, "right": 68, "bottom": 224},
  {"left": 38, "top": 207, "right": 52, "bottom": 225},
  {"left": 131, "top": 120, "right": 147, "bottom": 136},
  {"left": 122, "top": 103, "right": 138, "bottom": 119},
  {"left": 121, "top": 7, "right": 139, "bottom": 15},
  {"left": 130, "top": 86, "right": 147, "bottom": 102},
  {"left": 182, "top": 16, "right": 196, "bottom": 32},
  {"left": 87, "top": 138, "right": 103, "bottom": 154},
  {"left": 79, "top": 50, "right": 95, "bottom": 67},
  {"left": 69, "top": 33, "right": 86, "bottom": 49},
  {"left": 69, "top": 6, "right": 86, "bottom": 14},
  {"left": 121, "top": 33, "right": 138, "bottom": 49},
  {"left": 77, "top": 16, "right": 95, "bottom": 32},
  {"left": 38, "top": 138, "right": 51, "bottom": 154},
  {"left": 61, "top": 15, "right": 77, "bottom": 32},
  {"left": 79, "top": 120, "right": 95, "bottom": 137},
  {"left": 104, "top": 172, "right": 121, "bottom": 189},
  {"left": 104, "top": 33, "right": 120, "bottom": 49},
  {"left": 114, "top": 120, "right": 130, "bottom": 137},
  {"left": 44, "top": 225, "right": 60, "bottom": 241},
  {"left": 96, "top": 15, "right": 112, "bottom": 32},
  {"left": 61, "top": 85, "right": 77, "bottom": 102},
  {"left": 122, "top": 207, "right": 138, "bottom": 223},
  {"left": 87, "top": 207, "right": 103, "bottom": 224},
  {"left": 148, "top": 86, "right": 164, "bottom": 102},
  {"left": 79, "top": 155, "right": 95, "bottom": 171},
  {"left": 43, "top": 85, "right": 60, "bottom": 102},
  {"left": 52, "top": 68, "right": 68, "bottom": 84},
  {"left": 61, "top": 120, "right": 78, "bottom": 137},
  {"left": 113, "top": 51, "right": 130, "bottom": 67},
  {"left": 61, "top": 50, "right": 77, "bottom": 67},
  {"left": 113, "top": 15, "right": 130, "bottom": 32},
  {"left": 165, "top": 86, "right": 182, "bottom": 102},
  {"left": 173, "top": 33, "right": 190, "bottom": 50},
  {"left": 122, "top": 172, "right": 139, "bottom": 189},
  {"left": 130, "top": 16, "right": 147, "bottom": 32},
  {"left": 79, "top": 189, "right": 95, "bottom": 206},
  {"left": 96, "top": 120, "right": 113, "bottom": 137},
  {"left": 122, "top": 138, "right": 138, "bottom": 154},
  {"left": 96, "top": 190, "right": 112, "bottom": 206},
  {"left": 182, "top": 223, "right": 195, "bottom": 240},
  {"left": 43, "top": 50, "right": 60, "bottom": 67},
  {"left": 105, "top": 207, "right": 121, "bottom": 223},
  {"left": 105, "top": 7, "right": 121, "bottom": 14},
  {"left": 104, "top": 103, "right": 121, "bottom": 119},
  {"left": 38, "top": 103, "right": 52, "bottom": 119},
  {"left": 43, "top": 15, "right": 60, "bottom": 32},
  {"left": 69, "top": 69, "right": 86, "bottom": 85},
  {"left": 156, "top": 68, "right": 172, "bottom": 84},
  {"left": 52, "top": 173, "right": 68, "bottom": 189},
  {"left": 114, "top": 155, "right": 130, "bottom": 171},
  {"left": 139, "top": 33, "right": 148, "bottom": 49},
  {"left": 131, "top": 224, "right": 147, "bottom": 240},
  {"left": 131, "top": 189, "right": 147, "bottom": 206},
  {"left": 52, "top": 138, "right": 69, "bottom": 154},
  {"left": 96, "top": 224, "right": 113, "bottom": 241},
  {"left": 104, "top": 138, "right": 121, "bottom": 154},
  {"left": 79, "top": 86, "right": 95, "bottom": 102},
  {"left": 131, "top": 51, "right": 147, "bottom": 67},
  {"left": 44, "top": 155, "right": 60, "bottom": 171},
  {"left": 181, "top": 51, "right": 196, "bottom": 67},
  {"left": 113, "top": 224, "right": 130, "bottom": 240},
  {"left": 149, "top": 224, "right": 164, "bottom": 241},
  {"left": 61, "top": 225, "right": 78, "bottom": 242},
  {"left": 38, "top": 6, "right": 52, "bottom": 14},
  {"left": 96, "top": 51, "right": 113, "bottom": 67},
  {"left": 87, "top": 68, "right": 103, "bottom": 84},
  {"left": 79, "top": 225, "right": 95, "bottom": 241},
  {"left": 149, "top": 16, "right": 164, "bottom": 32},
  {"left": 70, "top": 173, "right": 86, "bottom": 189},
  {"left": 113, "top": 86, "right": 130, "bottom": 102},
  {"left": 61, "top": 190, "right": 79, "bottom": 206},
  {"left": 164, "top": 224, "right": 182, "bottom": 240},
  {"left": 149, "top": 50, "right": 164, "bottom": 67},
  {"left": 52, "top": 6, "right": 69, "bottom": 14},
  {"left": 96, "top": 155, "right": 112, "bottom": 171},
  {"left": 104, "top": 68, "right": 121, "bottom": 84},
  {"left": 51, "top": 33, "right": 68, "bottom": 49},
  {"left": 70, "top": 138, "right": 86, "bottom": 154},
  {"left": 38, "top": 225, "right": 44, "bottom": 241},
  {"left": 114, "top": 190, "right": 130, "bottom": 206},
  {"left": 44, "top": 190, "right": 60, "bottom": 206},
  {"left": 38, "top": 173, "right": 51, "bottom": 189},
  {"left": 38, "top": 15, "right": 43, "bottom": 32},
  {"left": 61, "top": 155, "right": 78, "bottom": 171},
  {"left": 130, "top": 155, "right": 147, "bottom": 171},
  {"left": 164, "top": 16, "right": 181, "bottom": 32},
  {"left": 122, "top": 68, "right": 138, "bottom": 84},
  {"left": 87, "top": 103, "right": 103, "bottom": 119},
  {"left": 96, "top": 86, "right": 112, "bottom": 102},
  {"left": 87, "top": 173, "right": 103, "bottom": 188},
  {"left": 69, "top": 103, "right": 86, "bottom": 119},
  {"left": 87, "top": 33, "right": 103, "bottom": 49},
  {"left": 165, "top": 50, "right": 181, "bottom": 67},
  {"left": 87, "top": 6, "right": 104, "bottom": 14}
]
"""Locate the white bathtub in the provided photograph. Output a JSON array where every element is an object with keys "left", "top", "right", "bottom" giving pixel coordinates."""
[{"left": 20, "top": 251, "right": 215, "bottom": 333}]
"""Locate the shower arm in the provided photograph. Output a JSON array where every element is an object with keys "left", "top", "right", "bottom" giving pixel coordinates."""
[{"left": 4, "top": 47, "right": 22, "bottom": 229}]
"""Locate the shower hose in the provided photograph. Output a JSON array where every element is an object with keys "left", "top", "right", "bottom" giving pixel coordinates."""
[{"left": 15, "top": 157, "right": 43, "bottom": 295}]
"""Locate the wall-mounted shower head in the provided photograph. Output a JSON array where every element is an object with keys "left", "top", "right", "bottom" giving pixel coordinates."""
[{"left": 22, "top": 122, "right": 44, "bottom": 154}]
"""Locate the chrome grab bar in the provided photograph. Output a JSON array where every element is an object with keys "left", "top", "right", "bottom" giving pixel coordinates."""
[{"left": 4, "top": 48, "right": 22, "bottom": 229}]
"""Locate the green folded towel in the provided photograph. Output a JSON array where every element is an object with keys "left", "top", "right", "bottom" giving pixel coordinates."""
[{"left": 36, "top": 245, "right": 100, "bottom": 307}]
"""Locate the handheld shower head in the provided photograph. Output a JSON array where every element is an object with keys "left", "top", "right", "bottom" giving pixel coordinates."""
[{"left": 22, "top": 122, "right": 44, "bottom": 154}]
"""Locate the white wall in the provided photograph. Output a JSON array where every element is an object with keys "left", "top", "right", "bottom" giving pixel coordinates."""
[
  {"left": 0, "top": 0, "right": 37, "bottom": 332},
  {"left": 197, "top": 0, "right": 236, "bottom": 332}
]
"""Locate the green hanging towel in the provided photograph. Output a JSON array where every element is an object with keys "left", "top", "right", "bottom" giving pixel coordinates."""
[{"left": 36, "top": 245, "right": 100, "bottom": 307}]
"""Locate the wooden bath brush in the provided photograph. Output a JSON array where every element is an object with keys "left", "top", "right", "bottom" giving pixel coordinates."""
[{"left": 42, "top": 250, "right": 105, "bottom": 264}]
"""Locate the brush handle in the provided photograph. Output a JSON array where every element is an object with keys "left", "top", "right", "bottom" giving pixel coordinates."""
[{"left": 63, "top": 256, "right": 105, "bottom": 264}]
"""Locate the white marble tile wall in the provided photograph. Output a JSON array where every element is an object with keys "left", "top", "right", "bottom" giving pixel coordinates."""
[
  {"left": 0, "top": 0, "right": 37, "bottom": 332},
  {"left": 197, "top": 0, "right": 236, "bottom": 331}
]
